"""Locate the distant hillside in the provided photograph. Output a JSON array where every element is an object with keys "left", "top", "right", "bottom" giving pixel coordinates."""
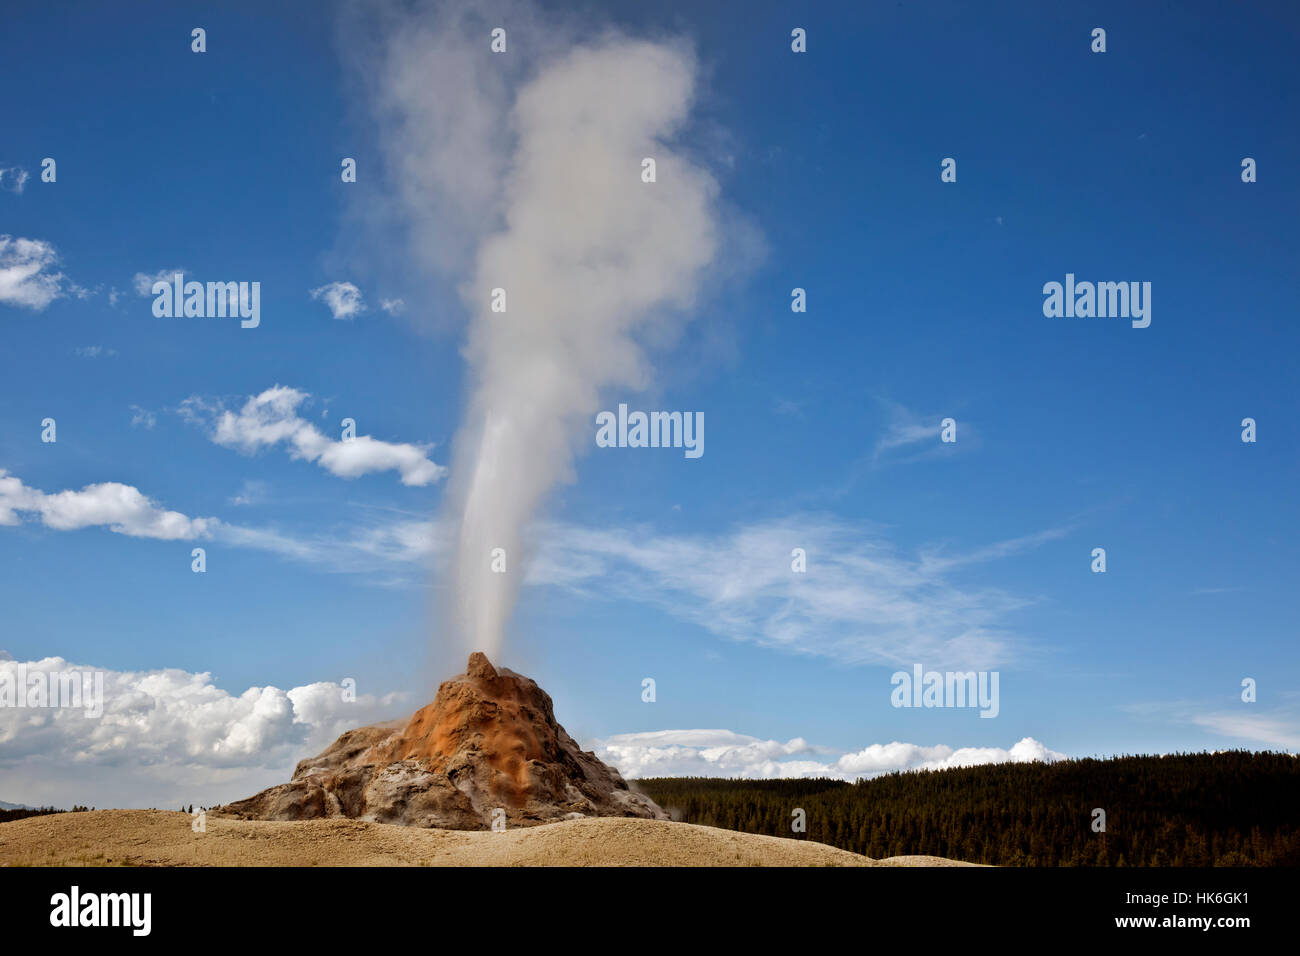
[
  {"left": 0, "top": 801, "right": 32, "bottom": 811},
  {"left": 637, "top": 751, "right": 1300, "bottom": 866}
]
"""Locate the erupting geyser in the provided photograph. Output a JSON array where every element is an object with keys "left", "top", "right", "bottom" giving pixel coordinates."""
[
  {"left": 360, "top": 2, "right": 732, "bottom": 659},
  {"left": 438, "top": 40, "right": 721, "bottom": 657},
  {"left": 220, "top": 653, "right": 665, "bottom": 829}
]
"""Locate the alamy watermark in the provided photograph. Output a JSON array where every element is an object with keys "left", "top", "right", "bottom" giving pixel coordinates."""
[
  {"left": 0, "top": 664, "right": 104, "bottom": 718},
  {"left": 891, "top": 664, "right": 999, "bottom": 718},
  {"left": 50, "top": 886, "right": 150, "bottom": 936},
  {"left": 151, "top": 272, "right": 260, "bottom": 328},
  {"left": 595, "top": 403, "right": 703, "bottom": 458},
  {"left": 1042, "top": 273, "right": 1150, "bottom": 328}
]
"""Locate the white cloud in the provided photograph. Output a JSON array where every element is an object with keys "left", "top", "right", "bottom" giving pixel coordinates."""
[
  {"left": 918, "top": 526, "right": 1072, "bottom": 576},
  {"left": 132, "top": 268, "right": 186, "bottom": 297},
  {"left": 228, "top": 479, "right": 269, "bottom": 507},
  {"left": 192, "top": 385, "right": 446, "bottom": 486},
  {"left": 870, "top": 400, "right": 977, "bottom": 467},
  {"left": 0, "top": 463, "right": 1050, "bottom": 670},
  {"left": 129, "top": 405, "right": 157, "bottom": 429},
  {"left": 593, "top": 729, "right": 1065, "bottom": 780},
  {"left": 773, "top": 397, "right": 804, "bottom": 418},
  {"left": 834, "top": 736, "right": 1065, "bottom": 775},
  {"left": 75, "top": 345, "right": 117, "bottom": 359},
  {"left": 0, "top": 652, "right": 1060, "bottom": 807},
  {"left": 530, "top": 516, "right": 1046, "bottom": 669},
  {"left": 310, "top": 281, "right": 366, "bottom": 319},
  {"left": 0, "top": 235, "right": 68, "bottom": 310},
  {"left": 0, "top": 470, "right": 213, "bottom": 539},
  {"left": 1124, "top": 699, "right": 1300, "bottom": 752},
  {"left": 0, "top": 167, "right": 29, "bottom": 194},
  {"left": 258, "top": 518, "right": 439, "bottom": 576},
  {"left": 0, "top": 656, "right": 407, "bottom": 808},
  {"left": 873, "top": 401, "right": 947, "bottom": 458},
  {"left": 1190, "top": 712, "right": 1300, "bottom": 750},
  {"left": 380, "top": 297, "right": 405, "bottom": 314},
  {"left": 175, "top": 393, "right": 221, "bottom": 426},
  {"left": 209, "top": 511, "right": 1057, "bottom": 668}
]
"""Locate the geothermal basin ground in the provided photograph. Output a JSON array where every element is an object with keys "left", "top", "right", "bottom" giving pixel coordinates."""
[{"left": 0, "top": 809, "right": 975, "bottom": 866}]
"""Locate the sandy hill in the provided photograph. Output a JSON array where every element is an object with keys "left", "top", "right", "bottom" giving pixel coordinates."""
[{"left": 0, "top": 809, "right": 974, "bottom": 866}]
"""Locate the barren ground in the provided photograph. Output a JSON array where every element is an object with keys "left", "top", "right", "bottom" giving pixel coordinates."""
[{"left": 0, "top": 810, "right": 975, "bottom": 866}]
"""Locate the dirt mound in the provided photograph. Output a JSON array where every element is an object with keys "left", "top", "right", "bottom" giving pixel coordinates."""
[
  {"left": 219, "top": 652, "right": 665, "bottom": 829},
  {"left": 0, "top": 810, "right": 979, "bottom": 866}
]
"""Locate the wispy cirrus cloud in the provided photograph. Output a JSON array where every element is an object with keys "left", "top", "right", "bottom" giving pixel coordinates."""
[
  {"left": 0, "top": 453, "right": 1058, "bottom": 669},
  {"left": 228, "top": 479, "right": 269, "bottom": 507},
  {"left": 530, "top": 516, "right": 1047, "bottom": 669},
  {"left": 75, "top": 345, "right": 117, "bottom": 359},
  {"left": 918, "top": 526, "right": 1074, "bottom": 576},
  {"left": 129, "top": 405, "right": 157, "bottom": 429},
  {"left": 872, "top": 400, "right": 973, "bottom": 465},
  {"left": 219, "top": 511, "right": 1061, "bottom": 669},
  {"left": 1190, "top": 711, "right": 1300, "bottom": 749},
  {"left": 0, "top": 464, "right": 433, "bottom": 574},
  {"left": 1122, "top": 698, "right": 1300, "bottom": 751}
]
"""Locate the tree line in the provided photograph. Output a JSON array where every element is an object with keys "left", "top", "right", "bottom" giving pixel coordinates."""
[
  {"left": 0, "top": 805, "right": 91, "bottom": 824},
  {"left": 636, "top": 751, "right": 1300, "bottom": 866}
]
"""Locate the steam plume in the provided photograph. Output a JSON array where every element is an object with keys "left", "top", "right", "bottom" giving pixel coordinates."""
[{"left": 359, "top": 2, "right": 722, "bottom": 656}]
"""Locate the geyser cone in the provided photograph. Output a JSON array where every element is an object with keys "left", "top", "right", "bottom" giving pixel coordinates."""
[{"left": 220, "top": 653, "right": 665, "bottom": 829}]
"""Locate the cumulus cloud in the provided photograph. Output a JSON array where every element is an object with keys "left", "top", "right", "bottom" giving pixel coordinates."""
[
  {"left": 0, "top": 470, "right": 214, "bottom": 539},
  {"left": 0, "top": 656, "right": 407, "bottom": 808},
  {"left": 310, "top": 281, "right": 366, "bottom": 319},
  {"left": 0, "top": 235, "right": 68, "bottom": 310},
  {"left": 834, "top": 736, "right": 1066, "bottom": 775},
  {"left": 0, "top": 652, "right": 1060, "bottom": 807},
  {"left": 594, "top": 729, "right": 1065, "bottom": 780},
  {"left": 188, "top": 385, "right": 446, "bottom": 486}
]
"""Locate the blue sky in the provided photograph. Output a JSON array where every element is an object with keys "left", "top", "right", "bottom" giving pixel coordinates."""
[{"left": 1, "top": 0, "right": 1297, "bottom": 807}]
